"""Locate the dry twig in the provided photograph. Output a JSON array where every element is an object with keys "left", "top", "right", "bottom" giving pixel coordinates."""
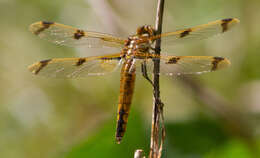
[{"left": 149, "top": 0, "right": 165, "bottom": 158}]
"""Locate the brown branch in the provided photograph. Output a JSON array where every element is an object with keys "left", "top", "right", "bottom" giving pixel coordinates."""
[{"left": 149, "top": 0, "right": 165, "bottom": 158}]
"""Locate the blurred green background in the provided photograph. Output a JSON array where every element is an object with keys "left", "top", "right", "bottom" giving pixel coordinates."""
[{"left": 0, "top": 0, "right": 260, "bottom": 157}]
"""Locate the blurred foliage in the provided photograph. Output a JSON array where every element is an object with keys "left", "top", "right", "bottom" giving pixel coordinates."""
[
  {"left": 0, "top": 0, "right": 260, "bottom": 158},
  {"left": 65, "top": 109, "right": 149, "bottom": 158}
]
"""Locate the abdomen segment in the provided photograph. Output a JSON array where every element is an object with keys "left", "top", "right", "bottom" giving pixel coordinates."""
[{"left": 116, "top": 60, "right": 136, "bottom": 144}]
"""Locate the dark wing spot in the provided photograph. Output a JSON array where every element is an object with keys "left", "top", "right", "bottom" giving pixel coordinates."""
[
  {"left": 100, "top": 57, "right": 121, "bottom": 60},
  {"left": 211, "top": 56, "right": 224, "bottom": 71},
  {"left": 74, "top": 29, "right": 85, "bottom": 40},
  {"left": 35, "top": 59, "right": 51, "bottom": 74},
  {"left": 75, "top": 58, "right": 86, "bottom": 66},
  {"left": 222, "top": 18, "right": 233, "bottom": 23},
  {"left": 100, "top": 37, "right": 113, "bottom": 42},
  {"left": 34, "top": 21, "right": 54, "bottom": 35},
  {"left": 42, "top": 21, "right": 54, "bottom": 25},
  {"left": 166, "top": 57, "right": 180, "bottom": 64},
  {"left": 180, "top": 29, "right": 192, "bottom": 38},
  {"left": 221, "top": 18, "right": 233, "bottom": 32},
  {"left": 100, "top": 37, "right": 106, "bottom": 41}
]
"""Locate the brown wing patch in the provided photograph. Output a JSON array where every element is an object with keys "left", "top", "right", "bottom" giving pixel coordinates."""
[
  {"left": 75, "top": 58, "right": 86, "bottom": 66},
  {"left": 211, "top": 56, "right": 225, "bottom": 71},
  {"left": 74, "top": 29, "right": 85, "bottom": 40},
  {"left": 33, "top": 21, "right": 54, "bottom": 35},
  {"left": 33, "top": 59, "right": 51, "bottom": 74},
  {"left": 221, "top": 18, "right": 233, "bottom": 32},
  {"left": 180, "top": 29, "right": 192, "bottom": 38},
  {"left": 100, "top": 56, "right": 121, "bottom": 60},
  {"left": 166, "top": 57, "right": 180, "bottom": 64}
]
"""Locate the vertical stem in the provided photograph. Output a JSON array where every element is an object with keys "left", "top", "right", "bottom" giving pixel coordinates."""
[{"left": 149, "top": 0, "right": 165, "bottom": 158}]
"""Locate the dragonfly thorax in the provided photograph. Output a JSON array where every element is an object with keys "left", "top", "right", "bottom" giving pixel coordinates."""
[
  {"left": 124, "top": 37, "right": 150, "bottom": 57},
  {"left": 123, "top": 25, "right": 156, "bottom": 56},
  {"left": 126, "top": 25, "right": 155, "bottom": 46}
]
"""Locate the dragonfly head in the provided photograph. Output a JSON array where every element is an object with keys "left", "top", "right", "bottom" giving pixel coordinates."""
[{"left": 136, "top": 25, "right": 156, "bottom": 38}]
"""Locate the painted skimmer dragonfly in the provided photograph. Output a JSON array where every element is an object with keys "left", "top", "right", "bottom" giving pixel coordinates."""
[{"left": 28, "top": 18, "right": 239, "bottom": 143}]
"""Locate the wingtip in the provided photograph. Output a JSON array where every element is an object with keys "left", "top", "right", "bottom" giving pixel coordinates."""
[
  {"left": 222, "top": 18, "right": 240, "bottom": 24},
  {"left": 28, "top": 21, "right": 41, "bottom": 33},
  {"left": 216, "top": 57, "right": 231, "bottom": 70},
  {"left": 27, "top": 63, "right": 38, "bottom": 75},
  {"left": 226, "top": 58, "right": 231, "bottom": 66},
  {"left": 232, "top": 18, "right": 240, "bottom": 23},
  {"left": 29, "top": 21, "right": 54, "bottom": 35}
]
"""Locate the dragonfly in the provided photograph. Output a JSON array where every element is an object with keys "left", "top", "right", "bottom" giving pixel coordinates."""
[{"left": 28, "top": 18, "right": 239, "bottom": 144}]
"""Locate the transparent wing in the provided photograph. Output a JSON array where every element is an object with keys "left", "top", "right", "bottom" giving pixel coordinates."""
[
  {"left": 150, "top": 18, "right": 239, "bottom": 45},
  {"left": 29, "top": 21, "right": 125, "bottom": 48},
  {"left": 134, "top": 54, "right": 231, "bottom": 75},
  {"left": 28, "top": 54, "right": 122, "bottom": 78}
]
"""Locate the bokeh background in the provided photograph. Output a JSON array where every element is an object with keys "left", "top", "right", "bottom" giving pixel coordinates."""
[{"left": 0, "top": 0, "right": 260, "bottom": 158}]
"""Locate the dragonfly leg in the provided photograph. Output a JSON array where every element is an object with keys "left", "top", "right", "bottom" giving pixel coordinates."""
[
  {"left": 115, "top": 58, "right": 123, "bottom": 70},
  {"left": 150, "top": 46, "right": 160, "bottom": 52},
  {"left": 129, "top": 59, "right": 136, "bottom": 73},
  {"left": 141, "top": 61, "right": 153, "bottom": 86}
]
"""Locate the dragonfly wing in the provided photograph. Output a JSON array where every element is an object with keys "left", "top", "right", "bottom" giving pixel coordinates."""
[
  {"left": 134, "top": 54, "right": 230, "bottom": 76},
  {"left": 28, "top": 54, "right": 122, "bottom": 78},
  {"left": 160, "top": 55, "right": 230, "bottom": 75},
  {"left": 29, "top": 21, "right": 125, "bottom": 48},
  {"left": 151, "top": 18, "right": 239, "bottom": 45}
]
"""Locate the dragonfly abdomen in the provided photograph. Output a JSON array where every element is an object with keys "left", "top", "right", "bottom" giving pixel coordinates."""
[{"left": 116, "top": 60, "right": 136, "bottom": 144}]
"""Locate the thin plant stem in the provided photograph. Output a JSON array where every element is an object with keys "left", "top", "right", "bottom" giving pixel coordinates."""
[{"left": 149, "top": 0, "right": 165, "bottom": 158}]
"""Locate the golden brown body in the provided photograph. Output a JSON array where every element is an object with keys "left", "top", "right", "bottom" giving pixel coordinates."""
[{"left": 116, "top": 59, "right": 136, "bottom": 143}]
